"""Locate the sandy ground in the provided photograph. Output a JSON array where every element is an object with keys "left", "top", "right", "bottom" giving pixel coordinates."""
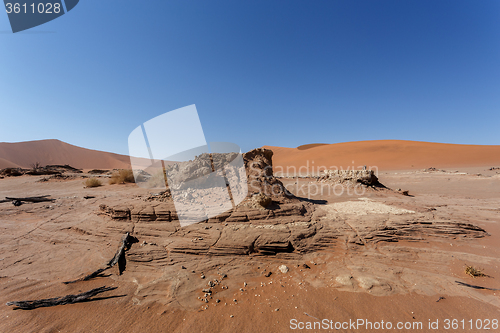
[{"left": 0, "top": 166, "right": 500, "bottom": 332}]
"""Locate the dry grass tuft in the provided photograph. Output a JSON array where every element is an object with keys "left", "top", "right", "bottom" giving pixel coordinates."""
[
  {"left": 109, "top": 169, "right": 135, "bottom": 185},
  {"left": 465, "top": 265, "right": 488, "bottom": 278},
  {"left": 84, "top": 178, "right": 102, "bottom": 188}
]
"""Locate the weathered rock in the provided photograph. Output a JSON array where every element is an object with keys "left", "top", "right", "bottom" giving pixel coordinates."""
[
  {"left": 99, "top": 204, "right": 131, "bottom": 220},
  {"left": 250, "top": 193, "right": 272, "bottom": 209},
  {"left": 0, "top": 168, "right": 23, "bottom": 177},
  {"left": 253, "top": 227, "right": 293, "bottom": 254},
  {"left": 318, "top": 169, "right": 379, "bottom": 185},
  {"left": 278, "top": 265, "right": 289, "bottom": 273},
  {"left": 243, "top": 148, "right": 290, "bottom": 200},
  {"left": 208, "top": 225, "right": 259, "bottom": 255}
]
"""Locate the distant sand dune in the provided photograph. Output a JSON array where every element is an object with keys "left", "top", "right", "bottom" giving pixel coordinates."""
[
  {"left": 2, "top": 139, "right": 499, "bottom": 171},
  {"left": 0, "top": 157, "right": 20, "bottom": 169},
  {"left": 0, "top": 139, "right": 131, "bottom": 169},
  {"left": 265, "top": 140, "right": 500, "bottom": 171}
]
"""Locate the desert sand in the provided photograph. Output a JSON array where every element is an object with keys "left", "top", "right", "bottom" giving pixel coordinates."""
[
  {"left": 266, "top": 140, "right": 500, "bottom": 173},
  {"left": 0, "top": 139, "right": 131, "bottom": 170},
  {"left": 0, "top": 141, "right": 499, "bottom": 332}
]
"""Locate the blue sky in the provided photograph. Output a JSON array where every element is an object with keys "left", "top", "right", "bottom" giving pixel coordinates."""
[{"left": 1, "top": 0, "right": 499, "bottom": 155}]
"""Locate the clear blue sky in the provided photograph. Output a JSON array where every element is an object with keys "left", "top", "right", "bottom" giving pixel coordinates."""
[{"left": 1, "top": 0, "right": 499, "bottom": 155}]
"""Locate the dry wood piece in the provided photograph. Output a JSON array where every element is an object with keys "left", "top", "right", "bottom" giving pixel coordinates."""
[
  {"left": 108, "top": 233, "right": 132, "bottom": 267},
  {"left": 4, "top": 195, "right": 55, "bottom": 203},
  {"left": 63, "top": 232, "right": 136, "bottom": 284},
  {"left": 6, "top": 286, "right": 116, "bottom": 310}
]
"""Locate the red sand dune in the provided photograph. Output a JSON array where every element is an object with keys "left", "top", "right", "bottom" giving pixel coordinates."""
[
  {"left": 0, "top": 139, "right": 131, "bottom": 170},
  {"left": 264, "top": 140, "right": 500, "bottom": 172},
  {"left": 2, "top": 139, "right": 499, "bottom": 172},
  {"left": 0, "top": 157, "right": 20, "bottom": 169}
]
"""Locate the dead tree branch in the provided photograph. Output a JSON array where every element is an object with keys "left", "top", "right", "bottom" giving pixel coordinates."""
[
  {"left": 6, "top": 286, "right": 116, "bottom": 310},
  {"left": 4, "top": 196, "right": 54, "bottom": 203},
  {"left": 63, "top": 232, "right": 136, "bottom": 284}
]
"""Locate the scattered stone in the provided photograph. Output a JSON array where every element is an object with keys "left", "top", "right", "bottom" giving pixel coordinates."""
[
  {"left": 200, "top": 274, "right": 205, "bottom": 279},
  {"left": 278, "top": 265, "right": 289, "bottom": 273},
  {"left": 244, "top": 282, "right": 247, "bottom": 287},
  {"left": 264, "top": 271, "right": 272, "bottom": 277},
  {"left": 144, "top": 189, "right": 172, "bottom": 202},
  {"left": 208, "top": 281, "right": 215, "bottom": 287},
  {"left": 230, "top": 315, "right": 234, "bottom": 318},
  {"left": 249, "top": 192, "right": 272, "bottom": 209},
  {"left": 181, "top": 266, "right": 186, "bottom": 269},
  {"left": 275, "top": 308, "right": 279, "bottom": 311},
  {"left": 302, "top": 264, "right": 310, "bottom": 269},
  {"left": 215, "top": 299, "right": 220, "bottom": 303}
]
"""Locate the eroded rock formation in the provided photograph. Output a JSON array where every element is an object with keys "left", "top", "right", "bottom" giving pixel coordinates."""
[{"left": 98, "top": 148, "right": 488, "bottom": 262}]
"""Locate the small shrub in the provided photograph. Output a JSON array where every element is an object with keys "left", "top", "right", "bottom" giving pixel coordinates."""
[
  {"left": 30, "top": 162, "right": 42, "bottom": 171},
  {"left": 84, "top": 177, "right": 102, "bottom": 188},
  {"left": 109, "top": 169, "right": 135, "bottom": 185}
]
